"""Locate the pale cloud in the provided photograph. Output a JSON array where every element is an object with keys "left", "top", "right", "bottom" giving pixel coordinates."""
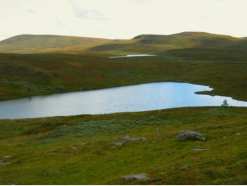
[{"left": 0, "top": 0, "right": 247, "bottom": 41}]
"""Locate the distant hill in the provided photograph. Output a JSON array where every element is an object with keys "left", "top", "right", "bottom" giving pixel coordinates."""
[
  {"left": 0, "top": 32, "right": 245, "bottom": 54},
  {"left": 87, "top": 32, "right": 244, "bottom": 54},
  {"left": 0, "top": 34, "right": 113, "bottom": 54}
]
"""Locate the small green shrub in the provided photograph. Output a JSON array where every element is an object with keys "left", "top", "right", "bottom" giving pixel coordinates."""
[{"left": 221, "top": 99, "right": 229, "bottom": 107}]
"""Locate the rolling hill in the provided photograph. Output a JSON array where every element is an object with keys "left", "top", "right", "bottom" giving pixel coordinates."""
[
  {"left": 0, "top": 34, "right": 113, "bottom": 54},
  {"left": 0, "top": 32, "right": 245, "bottom": 54}
]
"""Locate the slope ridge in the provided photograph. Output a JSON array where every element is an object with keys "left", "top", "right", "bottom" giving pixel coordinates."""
[{"left": 0, "top": 34, "right": 113, "bottom": 54}]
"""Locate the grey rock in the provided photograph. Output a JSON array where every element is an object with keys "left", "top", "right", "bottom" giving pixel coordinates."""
[
  {"left": 156, "top": 131, "right": 164, "bottom": 135},
  {"left": 176, "top": 131, "right": 207, "bottom": 142},
  {"left": 179, "top": 166, "right": 189, "bottom": 172},
  {"left": 3, "top": 156, "right": 12, "bottom": 159},
  {"left": 121, "top": 173, "right": 149, "bottom": 183},
  {"left": 194, "top": 126, "right": 204, "bottom": 130},
  {"left": 71, "top": 147, "right": 78, "bottom": 150},
  {"left": 1, "top": 162, "right": 10, "bottom": 166},
  {"left": 62, "top": 125, "right": 68, "bottom": 128},
  {"left": 191, "top": 149, "right": 210, "bottom": 152},
  {"left": 52, "top": 169, "right": 59, "bottom": 173},
  {"left": 179, "top": 166, "right": 189, "bottom": 171},
  {"left": 112, "top": 136, "right": 147, "bottom": 146}
]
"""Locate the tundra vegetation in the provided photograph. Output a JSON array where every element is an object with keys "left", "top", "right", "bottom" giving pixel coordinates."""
[{"left": 0, "top": 32, "right": 247, "bottom": 184}]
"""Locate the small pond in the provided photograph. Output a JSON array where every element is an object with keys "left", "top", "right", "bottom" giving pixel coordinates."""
[
  {"left": 109, "top": 54, "right": 156, "bottom": 58},
  {"left": 0, "top": 82, "right": 247, "bottom": 119}
]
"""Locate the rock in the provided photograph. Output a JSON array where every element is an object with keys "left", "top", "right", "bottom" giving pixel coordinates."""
[
  {"left": 1, "top": 162, "right": 10, "bottom": 166},
  {"left": 179, "top": 166, "right": 189, "bottom": 171},
  {"left": 237, "top": 133, "right": 241, "bottom": 135},
  {"left": 71, "top": 147, "right": 78, "bottom": 150},
  {"left": 62, "top": 125, "right": 68, "bottom": 128},
  {"left": 223, "top": 136, "right": 227, "bottom": 140},
  {"left": 121, "top": 173, "right": 149, "bottom": 183},
  {"left": 191, "top": 149, "right": 210, "bottom": 152},
  {"left": 52, "top": 170, "right": 59, "bottom": 173},
  {"left": 112, "top": 136, "right": 147, "bottom": 146},
  {"left": 194, "top": 126, "right": 204, "bottom": 130},
  {"left": 156, "top": 131, "right": 164, "bottom": 135},
  {"left": 8, "top": 183, "right": 19, "bottom": 185},
  {"left": 176, "top": 131, "right": 207, "bottom": 142},
  {"left": 3, "top": 156, "right": 12, "bottom": 159}
]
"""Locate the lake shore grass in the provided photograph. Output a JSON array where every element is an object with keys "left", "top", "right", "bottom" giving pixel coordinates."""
[{"left": 0, "top": 106, "right": 247, "bottom": 184}]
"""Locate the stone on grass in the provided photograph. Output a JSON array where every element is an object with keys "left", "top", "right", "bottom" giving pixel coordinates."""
[
  {"left": 191, "top": 149, "right": 210, "bottom": 152},
  {"left": 112, "top": 136, "right": 147, "bottom": 146},
  {"left": 52, "top": 170, "right": 60, "bottom": 173},
  {"left": 3, "top": 156, "right": 12, "bottom": 159},
  {"left": 1, "top": 162, "right": 10, "bottom": 166},
  {"left": 179, "top": 166, "right": 189, "bottom": 171},
  {"left": 71, "top": 147, "right": 78, "bottom": 150},
  {"left": 121, "top": 173, "right": 149, "bottom": 183},
  {"left": 176, "top": 131, "right": 207, "bottom": 142},
  {"left": 194, "top": 126, "right": 204, "bottom": 130}
]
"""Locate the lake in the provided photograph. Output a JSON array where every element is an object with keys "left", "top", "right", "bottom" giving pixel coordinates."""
[
  {"left": 0, "top": 82, "right": 247, "bottom": 119},
  {"left": 109, "top": 54, "right": 156, "bottom": 58}
]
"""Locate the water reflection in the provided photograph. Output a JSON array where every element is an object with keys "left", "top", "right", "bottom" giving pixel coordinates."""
[
  {"left": 0, "top": 82, "right": 246, "bottom": 119},
  {"left": 109, "top": 54, "right": 156, "bottom": 58}
]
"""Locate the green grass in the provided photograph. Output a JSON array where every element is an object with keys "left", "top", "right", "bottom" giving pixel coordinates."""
[{"left": 0, "top": 107, "right": 247, "bottom": 184}]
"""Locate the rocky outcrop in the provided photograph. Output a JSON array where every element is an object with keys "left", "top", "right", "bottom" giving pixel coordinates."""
[
  {"left": 191, "top": 149, "right": 210, "bottom": 152},
  {"left": 112, "top": 136, "right": 147, "bottom": 146},
  {"left": 176, "top": 131, "right": 207, "bottom": 142},
  {"left": 121, "top": 173, "right": 150, "bottom": 183}
]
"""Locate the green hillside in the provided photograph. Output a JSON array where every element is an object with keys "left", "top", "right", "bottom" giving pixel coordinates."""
[
  {"left": 0, "top": 34, "right": 113, "bottom": 54},
  {"left": 87, "top": 32, "right": 243, "bottom": 54}
]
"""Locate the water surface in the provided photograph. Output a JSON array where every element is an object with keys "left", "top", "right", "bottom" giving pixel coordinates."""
[
  {"left": 0, "top": 82, "right": 247, "bottom": 119},
  {"left": 109, "top": 54, "right": 156, "bottom": 58}
]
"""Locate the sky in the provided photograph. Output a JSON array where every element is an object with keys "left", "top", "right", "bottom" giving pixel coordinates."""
[{"left": 0, "top": 0, "right": 247, "bottom": 41}]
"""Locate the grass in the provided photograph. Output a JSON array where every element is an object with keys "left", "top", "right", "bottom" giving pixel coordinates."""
[{"left": 0, "top": 107, "right": 247, "bottom": 184}]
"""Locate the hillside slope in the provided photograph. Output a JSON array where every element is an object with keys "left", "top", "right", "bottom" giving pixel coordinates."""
[
  {"left": 0, "top": 35, "right": 113, "bottom": 54},
  {"left": 0, "top": 32, "right": 245, "bottom": 54},
  {"left": 87, "top": 32, "right": 244, "bottom": 54}
]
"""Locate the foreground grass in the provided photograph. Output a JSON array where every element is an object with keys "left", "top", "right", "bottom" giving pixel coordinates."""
[{"left": 0, "top": 107, "right": 247, "bottom": 184}]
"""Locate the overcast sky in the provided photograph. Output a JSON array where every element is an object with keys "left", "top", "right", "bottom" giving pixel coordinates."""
[{"left": 0, "top": 0, "right": 247, "bottom": 41}]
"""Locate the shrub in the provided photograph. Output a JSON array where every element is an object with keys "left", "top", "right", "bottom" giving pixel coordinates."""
[{"left": 221, "top": 99, "right": 229, "bottom": 107}]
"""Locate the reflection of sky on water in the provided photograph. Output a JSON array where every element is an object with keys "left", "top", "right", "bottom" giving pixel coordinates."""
[
  {"left": 0, "top": 82, "right": 246, "bottom": 119},
  {"left": 109, "top": 54, "right": 156, "bottom": 58}
]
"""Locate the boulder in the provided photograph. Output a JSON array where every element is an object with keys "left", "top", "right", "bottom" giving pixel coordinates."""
[
  {"left": 112, "top": 136, "right": 147, "bottom": 146},
  {"left": 121, "top": 173, "right": 149, "bottom": 183},
  {"left": 1, "top": 162, "right": 10, "bottom": 166},
  {"left": 191, "top": 149, "right": 210, "bottom": 152},
  {"left": 176, "top": 131, "right": 207, "bottom": 142},
  {"left": 3, "top": 156, "right": 12, "bottom": 159}
]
